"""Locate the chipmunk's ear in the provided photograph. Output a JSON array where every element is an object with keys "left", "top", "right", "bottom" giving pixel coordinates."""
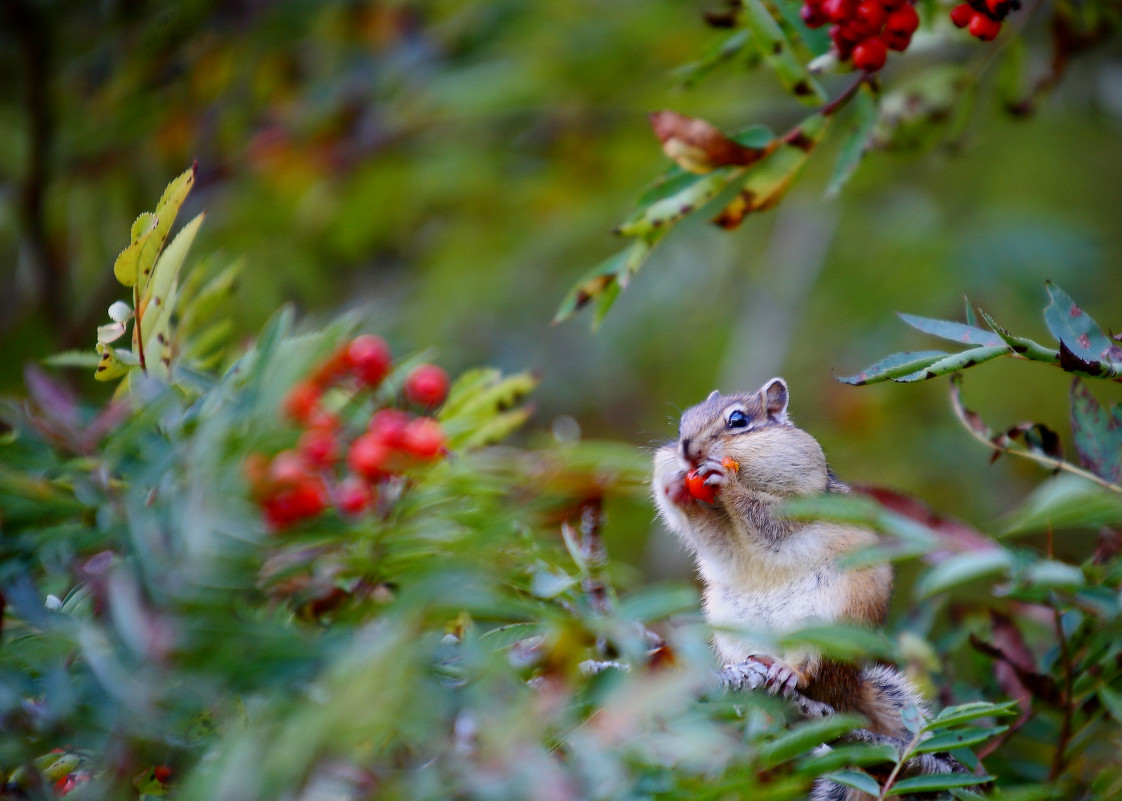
[
  {"left": 706, "top": 389, "right": 720, "bottom": 402},
  {"left": 761, "top": 378, "right": 789, "bottom": 423}
]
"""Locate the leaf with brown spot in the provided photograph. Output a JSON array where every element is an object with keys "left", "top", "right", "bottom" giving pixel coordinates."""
[
  {"left": 739, "top": 0, "right": 826, "bottom": 105},
  {"left": 712, "top": 112, "right": 830, "bottom": 229},
  {"left": 649, "top": 111, "right": 770, "bottom": 174},
  {"left": 1071, "top": 379, "right": 1122, "bottom": 483},
  {"left": 836, "top": 350, "right": 948, "bottom": 386},
  {"left": 1044, "top": 281, "right": 1116, "bottom": 362}
]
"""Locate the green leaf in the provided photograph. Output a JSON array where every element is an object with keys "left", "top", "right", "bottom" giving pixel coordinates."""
[
  {"left": 1044, "top": 281, "right": 1116, "bottom": 363},
  {"left": 94, "top": 343, "right": 131, "bottom": 382},
  {"left": 778, "top": 624, "right": 894, "bottom": 662},
  {"left": 739, "top": 0, "right": 826, "bottom": 105},
  {"left": 836, "top": 350, "right": 949, "bottom": 385},
  {"left": 798, "top": 743, "right": 898, "bottom": 773},
  {"left": 714, "top": 112, "right": 831, "bottom": 228},
  {"left": 618, "top": 584, "right": 699, "bottom": 623},
  {"left": 617, "top": 167, "right": 740, "bottom": 237},
  {"left": 976, "top": 309, "right": 1060, "bottom": 365},
  {"left": 825, "top": 86, "right": 877, "bottom": 199},
  {"left": 964, "top": 296, "right": 977, "bottom": 327},
  {"left": 889, "top": 773, "right": 993, "bottom": 794},
  {"left": 913, "top": 725, "right": 1008, "bottom": 753},
  {"left": 1003, "top": 474, "right": 1122, "bottom": 535},
  {"left": 757, "top": 714, "right": 866, "bottom": 766},
  {"left": 554, "top": 247, "right": 631, "bottom": 324},
  {"left": 927, "top": 700, "right": 1018, "bottom": 729},
  {"left": 675, "top": 29, "right": 750, "bottom": 87},
  {"left": 914, "top": 549, "right": 1013, "bottom": 599},
  {"left": 1070, "top": 379, "right": 1122, "bottom": 484},
  {"left": 894, "top": 344, "right": 1010, "bottom": 382},
  {"left": 1098, "top": 685, "right": 1122, "bottom": 724},
  {"left": 136, "top": 164, "right": 197, "bottom": 291},
  {"left": 44, "top": 350, "right": 101, "bottom": 369},
  {"left": 897, "top": 312, "right": 1004, "bottom": 347},
  {"left": 178, "top": 260, "right": 242, "bottom": 340},
  {"left": 1023, "top": 559, "right": 1085, "bottom": 589},
  {"left": 139, "top": 212, "right": 205, "bottom": 379},
  {"left": 821, "top": 770, "right": 881, "bottom": 797},
  {"left": 731, "top": 124, "right": 777, "bottom": 149},
  {"left": 113, "top": 212, "right": 159, "bottom": 287}
]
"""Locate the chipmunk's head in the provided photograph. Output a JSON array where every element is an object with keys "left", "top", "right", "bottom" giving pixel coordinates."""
[{"left": 676, "top": 378, "right": 827, "bottom": 496}]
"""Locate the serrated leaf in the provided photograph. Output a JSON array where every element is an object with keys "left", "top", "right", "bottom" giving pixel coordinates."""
[
  {"left": 757, "top": 715, "right": 866, "bottom": 766},
  {"left": 555, "top": 240, "right": 656, "bottom": 326},
  {"left": 139, "top": 212, "right": 205, "bottom": 378},
  {"left": 836, "top": 350, "right": 949, "bottom": 385},
  {"left": 740, "top": 0, "right": 826, "bottom": 105},
  {"left": 136, "top": 164, "right": 197, "bottom": 291},
  {"left": 714, "top": 113, "right": 830, "bottom": 229},
  {"left": 439, "top": 370, "right": 538, "bottom": 423},
  {"left": 927, "top": 700, "right": 1018, "bottom": 729},
  {"left": 617, "top": 167, "right": 739, "bottom": 236},
  {"left": 825, "top": 85, "right": 877, "bottom": 199},
  {"left": 894, "top": 344, "right": 1010, "bottom": 382},
  {"left": 449, "top": 407, "right": 534, "bottom": 450},
  {"left": 976, "top": 309, "right": 1061, "bottom": 365},
  {"left": 178, "top": 260, "right": 241, "bottom": 339},
  {"left": 898, "top": 312, "right": 1004, "bottom": 347},
  {"left": 1070, "top": 379, "right": 1122, "bottom": 484},
  {"left": 821, "top": 770, "right": 881, "bottom": 797},
  {"left": 675, "top": 29, "right": 750, "bottom": 87},
  {"left": 113, "top": 213, "right": 159, "bottom": 287},
  {"left": 649, "top": 111, "right": 771, "bottom": 174},
  {"left": 1044, "top": 281, "right": 1115, "bottom": 362},
  {"left": 1003, "top": 474, "right": 1122, "bottom": 535},
  {"left": 889, "top": 773, "right": 992, "bottom": 794},
  {"left": 914, "top": 725, "right": 1008, "bottom": 753},
  {"left": 799, "top": 743, "right": 898, "bottom": 773},
  {"left": 915, "top": 549, "right": 1013, "bottom": 599}
]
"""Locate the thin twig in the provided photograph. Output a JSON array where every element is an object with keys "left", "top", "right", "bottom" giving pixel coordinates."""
[{"left": 1049, "top": 600, "right": 1075, "bottom": 781}]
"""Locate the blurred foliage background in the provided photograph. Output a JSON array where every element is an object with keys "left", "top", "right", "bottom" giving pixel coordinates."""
[{"left": 2, "top": 0, "right": 1121, "bottom": 586}]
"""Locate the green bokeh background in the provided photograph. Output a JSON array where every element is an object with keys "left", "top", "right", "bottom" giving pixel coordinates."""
[{"left": 2, "top": 0, "right": 1120, "bottom": 585}]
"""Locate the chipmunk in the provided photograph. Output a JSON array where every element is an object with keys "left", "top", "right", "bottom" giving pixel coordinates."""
[{"left": 652, "top": 377, "right": 922, "bottom": 741}]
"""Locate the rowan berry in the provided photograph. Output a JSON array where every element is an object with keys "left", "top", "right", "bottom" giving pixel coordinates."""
[
  {"left": 298, "top": 427, "right": 338, "bottom": 467},
  {"left": 345, "top": 335, "right": 392, "bottom": 387},
  {"left": 801, "top": 4, "right": 830, "bottom": 27},
  {"left": 269, "top": 450, "right": 307, "bottom": 486},
  {"left": 885, "top": 3, "right": 920, "bottom": 35},
  {"left": 852, "top": 36, "right": 888, "bottom": 70},
  {"left": 823, "top": 0, "right": 855, "bottom": 23},
  {"left": 950, "top": 2, "right": 975, "bottom": 25},
  {"left": 685, "top": 468, "right": 718, "bottom": 504},
  {"left": 337, "top": 475, "right": 375, "bottom": 515},
  {"left": 369, "top": 408, "right": 412, "bottom": 448},
  {"left": 851, "top": 1, "right": 887, "bottom": 37},
  {"left": 882, "top": 28, "right": 913, "bottom": 50},
  {"left": 402, "top": 417, "right": 446, "bottom": 460},
  {"left": 153, "top": 766, "right": 173, "bottom": 784},
  {"left": 283, "top": 380, "right": 321, "bottom": 424},
  {"left": 968, "top": 12, "right": 1000, "bottom": 39},
  {"left": 404, "top": 364, "right": 450, "bottom": 408},
  {"left": 349, "top": 432, "right": 391, "bottom": 479}
]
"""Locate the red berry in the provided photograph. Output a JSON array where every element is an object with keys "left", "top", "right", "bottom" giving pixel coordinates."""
[
  {"left": 984, "top": 0, "right": 1011, "bottom": 18},
  {"left": 823, "top": 0, "right": 854, "bottom": 22},
  {"left": 283, "top": 381, "right": 321, "bottom": 424},
  {"left": 950, "top": 2, "right": 975, "bottom": 26},
  {"left": 852, "top": 36, "right": 889, "bottom": 69},
  {"left": 685, "top": 468, "right": 718, "bottom": 504},
  {"left": 154, "top": 766, "right": 173, "bottom": 784},
  {"left": 968, "top": 12, "right": 1000, "bottom": 38},
  {"left": 882, "top": 28, "right": 913, "bottom": 50},
  {"left": 885, "top": 3, "right": 919, "bottom": 34},
  {"left": 404, "top": 364, "right": 450, "bottom": 408},
  {"left": 801, "top": 4, "right": 830, "bottom": 27},
  {"left": 269, "top": 450, "right": 307, "bottom": 486},
  {"left": 345, "top": 335, "right": 392, "bottom": 387},
  {"left": 402, "top": 418, "right": 446, "bottom": 460},
  {"left": 851, "top": 0, "right": 887, "bottom": 36},
  {"left": 263, "top": 477, "right": 328, "bottom": 529},
  {"left": 349, "top": 432, "right": 391, "bottom": 479},
  {"left": 337, "top": 475, "right": 375, "bottom": 515},
  {"left": 298, "top": 428, "right": 338, "bottom": 467},
  {"left": 312, "top": 347, "right": 350, "bottom": 386},
  {"left": 369, "top": 408, "right": 413, "bottom": 448}
]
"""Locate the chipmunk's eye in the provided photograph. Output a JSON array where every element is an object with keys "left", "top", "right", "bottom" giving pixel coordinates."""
[{"left": 727, "top": 409, "right": 749, "bottom": 428}]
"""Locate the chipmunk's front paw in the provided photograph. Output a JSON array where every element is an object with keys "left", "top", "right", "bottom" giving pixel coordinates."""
[{"left": 764, "top": 659, "right": 802, "bottom": 698}]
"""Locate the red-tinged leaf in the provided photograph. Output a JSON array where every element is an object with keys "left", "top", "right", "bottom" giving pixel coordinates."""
[
  {"left": 649, "top": 111, "right": 770, "bottom": 174},
  {"left": 950, "top": 374, "right": 990, "bottom": 439},
  {"left": 852, "top": 485, "right": 996, "bottom": 554},
  {"left": 989, "top": 611, "right": 1036, "bottom": 714},
  {"left": 998, "top": 422, "right": 1064, "bottom": 462},
  {"left": 1070, "top": 379, "right": 1122, "bottom": 483},
  {"left": 1044, "top": 281, "right": 1115, "bottom": 362},
  {"left": 23, "top": 365, "right": 79, "bottom": 429},
  {"left": 1058, "top": 339, "right": 1122, "bottom": 379}
]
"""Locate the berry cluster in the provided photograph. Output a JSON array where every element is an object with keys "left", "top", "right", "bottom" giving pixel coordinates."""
[
  {"left": 800, "top": 0, "right": 920, "bottom": 71},
  {"left": 949, "top": 0, "right": 1017, "bottom": 40},
  {"left": 247, "top": 334, "right": 451, "bottom": 531}
]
